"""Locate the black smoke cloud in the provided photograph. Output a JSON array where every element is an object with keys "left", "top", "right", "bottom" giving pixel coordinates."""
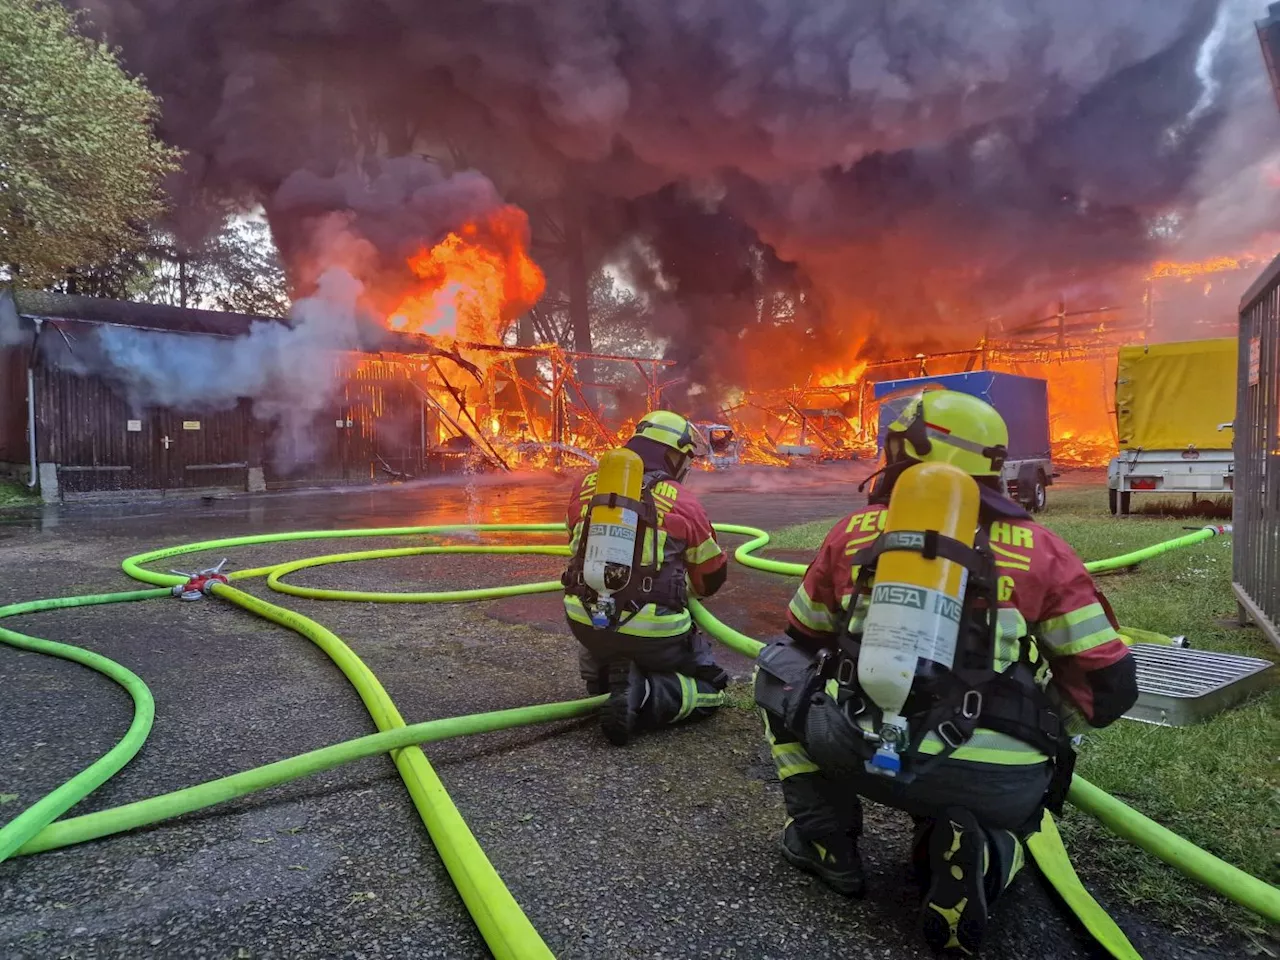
[{"left": 82, "top": 0, "right": 1277, "bottom": 385}]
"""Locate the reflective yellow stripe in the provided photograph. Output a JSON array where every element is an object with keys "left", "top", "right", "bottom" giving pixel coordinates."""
[
  {"left": 1039, "top": 603, "right": 1117, "bottom": 656},
  {"left": 695, "top": 691, "right": 724, "bottom": 708},
  {"left": 632, "top": 525, "right": 669, "bottom": 566},
  {"left": 687, "top": 537, "right": 723, "bottom": 565},
  {"left": 771, "top": 741, "right": 820, "bottom": 779},
  {"left": 788, "top": 584, "right": 836, "bottom": 633},
  {"left": 848, "top": 712, "right": 1047, "bottom": 764},
  {"left": 1054, "top": 627, "right": 1120, "bottom": 657},
  {"left": 673, "top": 674, "right": 698, "bottom": 722},
  {"left": 845, "top": 532, "right": 878, "bottom": 550},
  {"left": 564, "top": 596, "right": 692, "bottom": 637},
  {"left": 994, "top": 608, "right": 1028, "bottom": 673},
  {"left": 991, "top": 544, "right": 1032, "bottom": 568},
  {"left": 916, "top": 729, "right": 1050, "bottom": 765},
  {"left": 995, "top": 559, "right": 1032, "bottom": 572}
]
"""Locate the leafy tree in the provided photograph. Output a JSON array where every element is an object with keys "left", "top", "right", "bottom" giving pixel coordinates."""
[
  {"left": 141, "top": 218, "right": 291, "bottom": 317},
  {"left": 0, "top": 0, "right": 180, "bottom": 284}
]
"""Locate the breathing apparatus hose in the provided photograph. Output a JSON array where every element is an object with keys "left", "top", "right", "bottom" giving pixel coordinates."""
[{"left": 0, "top": 518, "right": 1274, "bottom": 960}]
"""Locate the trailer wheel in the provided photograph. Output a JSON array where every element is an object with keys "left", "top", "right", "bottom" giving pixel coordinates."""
[
  {"left": 1119, "top": 491, "right": 1131, "bottom": 515},
  {"left": 1031, "top": 471, "right": 1048, "bottom": 513},
  {"left": 1108, "top": 488, "right": 1118, "bottom": 515}
]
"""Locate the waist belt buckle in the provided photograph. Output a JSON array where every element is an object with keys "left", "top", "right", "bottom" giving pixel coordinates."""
[
  {"left": 937, "top": 720, "right": 965, "bottom": 749},
  {"left": 961, "top": 690, "right": 983, "bottom": 720}
]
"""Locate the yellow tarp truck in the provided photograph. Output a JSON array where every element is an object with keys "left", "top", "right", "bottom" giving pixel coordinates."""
[{"left": 1107, "top": 337, "right": 1237, "bottom": 514}]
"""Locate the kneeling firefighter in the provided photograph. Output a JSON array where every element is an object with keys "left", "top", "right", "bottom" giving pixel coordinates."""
[
  {"left": 563, "top": 411, "right": 730, "bottom": 746},
  {"left": 754, "top": 390, "right": 1138, "bottom": 954}
]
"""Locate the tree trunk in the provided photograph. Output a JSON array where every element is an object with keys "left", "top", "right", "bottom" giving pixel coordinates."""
[{"left": 178, "top": 251, "right": 189, "bottom": 309}]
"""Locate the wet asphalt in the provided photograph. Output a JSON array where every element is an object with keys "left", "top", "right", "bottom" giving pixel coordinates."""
[{"left": 0, "top": 466, "right": 1246, "bottom": 959}]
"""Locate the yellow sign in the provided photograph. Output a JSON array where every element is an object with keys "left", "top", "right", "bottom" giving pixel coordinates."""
[{"left": 182, "top": 421, "right": 201, "bottom": 431}]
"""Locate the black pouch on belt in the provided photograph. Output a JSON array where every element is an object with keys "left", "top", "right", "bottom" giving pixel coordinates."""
[{"left": 754, "top": 641, "right": 827, "bottom": 733}]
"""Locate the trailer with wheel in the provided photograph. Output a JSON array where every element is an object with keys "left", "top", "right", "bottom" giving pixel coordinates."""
[
  {"left": 873, "top": 371, "right": 1054, "bottom": 512},
  {"left": 1108, "top": 338, "right": 1236, "bottom": 515}
]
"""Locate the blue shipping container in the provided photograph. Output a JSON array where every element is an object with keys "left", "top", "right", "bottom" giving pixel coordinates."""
[{"left": 872, "top": 371, "right": 1051, "bottom": 462}]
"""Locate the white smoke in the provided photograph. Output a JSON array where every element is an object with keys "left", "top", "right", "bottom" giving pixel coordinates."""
[{"left": 85, "top": 266, "right": 366, "bottom": 462}]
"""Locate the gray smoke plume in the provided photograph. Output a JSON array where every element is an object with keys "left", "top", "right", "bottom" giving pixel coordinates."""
[
  {"left": 93, "top": 267, "right": 362, "bottom": 405},
  {"left": 79, "top": 0, "right": 1274, "bottom": 386},
  {"left": 45, "top": 268, "right": 368, "bottom": 463}
]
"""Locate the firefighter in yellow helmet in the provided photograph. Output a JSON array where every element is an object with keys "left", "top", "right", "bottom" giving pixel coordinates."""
[
  {"left": 562, "top": 411, "right": 730, "bottom": 745},
  {"left": 755, "top": 389, "right": 1137, "bottom": 954}
]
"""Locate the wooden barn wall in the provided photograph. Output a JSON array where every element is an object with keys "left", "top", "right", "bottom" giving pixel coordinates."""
[
  {"left": 0, "top": 345, "right": 31, "bottom": 463},
  {"left": 34, "top": 364, "right": 256, "bottom": 494},
  {"left": 261, "top": 357, "right": 428, "bottom": 486},
  {"left": 29, "top": 349, "right": 438, "bottom": 494}
]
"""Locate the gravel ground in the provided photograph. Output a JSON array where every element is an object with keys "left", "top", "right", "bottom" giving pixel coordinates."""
[{"left": 0, "top": 469, "right": 1246, "bottom": 959}]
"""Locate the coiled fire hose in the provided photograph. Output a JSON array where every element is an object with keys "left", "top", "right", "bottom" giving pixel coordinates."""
[{"left": 0, "top": 521, "right": 1273, "bottom": 960}]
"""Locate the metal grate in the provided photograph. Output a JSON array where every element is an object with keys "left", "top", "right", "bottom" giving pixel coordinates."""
[{"left": 1124, "top": 644, "right": 1276, "bottom": 726}]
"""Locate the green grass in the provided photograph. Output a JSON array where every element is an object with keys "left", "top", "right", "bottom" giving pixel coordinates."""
[
  {"left": 764, "top": 484, "right": 1279, "bottom": 943},
  {"left": 0, "top": 480, "right": 39, "bottom": 508}
]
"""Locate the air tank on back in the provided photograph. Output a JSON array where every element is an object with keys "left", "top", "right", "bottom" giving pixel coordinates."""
[
  {"left": 582, "top": 447, "right": 646, "bottom": 627},
  {"left": 857, "top": 461, "right": 980, "bottom": 776}
]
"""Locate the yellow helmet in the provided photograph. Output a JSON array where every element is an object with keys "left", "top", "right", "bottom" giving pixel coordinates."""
[
  {"left": 633, "top": 410, "right": 710, "bottom": 459},
  {"left": 884, "top": 389, "right": 1008, "bottom": 477}
]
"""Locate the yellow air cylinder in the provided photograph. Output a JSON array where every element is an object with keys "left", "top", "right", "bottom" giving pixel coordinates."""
[
  {"left": 582, "top": 447, "right": 646, "bottom": 627},
  {"left": 857, "top": 461, "right": 980, "bottom": 776}
]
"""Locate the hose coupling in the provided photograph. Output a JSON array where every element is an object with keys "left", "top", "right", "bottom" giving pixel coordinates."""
[{"left": 168, "top": 559, "right": 230, "bottom": 600}]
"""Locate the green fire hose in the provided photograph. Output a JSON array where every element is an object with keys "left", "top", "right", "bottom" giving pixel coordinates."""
[
  {"left": 15, "top": 696, "right": 604, "bottom": 857},
  {"left": 0, "top": 590, "right": 166, "bottom": 862},
  {"left": 0, "top": 517, "right": 1274, "bottom": 960}
]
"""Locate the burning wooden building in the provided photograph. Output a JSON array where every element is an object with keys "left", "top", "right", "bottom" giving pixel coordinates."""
[{"left": 0, "top": 289, "right": 674, "bottom": 501}]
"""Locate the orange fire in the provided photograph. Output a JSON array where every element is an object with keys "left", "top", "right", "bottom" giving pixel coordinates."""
[
  {"left": 992, "top": 356, "right": 1116, "bottom": 466},
  {"left": 815, "top": 359, "right": 870, "bottom": 388},
  {"left": 388, "top": 205, "right": 545, "bottom": 343},
  {"left": 1147, "top": 254, "right": 1263, "bottom": 279}
]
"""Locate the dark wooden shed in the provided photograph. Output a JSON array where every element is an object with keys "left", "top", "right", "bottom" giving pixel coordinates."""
[{"left": 0, "top": 289, "right": 459, "bottom": 500}]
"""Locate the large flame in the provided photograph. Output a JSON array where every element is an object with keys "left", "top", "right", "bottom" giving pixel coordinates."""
[
  {"left": 366, "top": 233, "right": 1273, "bottom": 472},
  {"left": 388, "top": 205, "right": 545, "bottom": 343},
  {"left": 1147, "top": 255, "right": 1263, "bottom": 279}
]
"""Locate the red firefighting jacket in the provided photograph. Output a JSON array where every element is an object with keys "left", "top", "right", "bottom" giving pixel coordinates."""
[
  {"left": 564, "top": 470, "right": 726, "bottom": 638},
  {"left": 787, "top": 501, "right": 1137, "bottom": 763}
]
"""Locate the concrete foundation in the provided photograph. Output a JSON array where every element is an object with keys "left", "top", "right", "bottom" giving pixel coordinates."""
[
  {"left": 247, "top": 466, "right": 267, "bottom": 493},
  {"left": 0, "top": 462, "right": 32, "bottom": 485},
  {"left": 38, "top": 462, "right": 59, "bottom": 503}
]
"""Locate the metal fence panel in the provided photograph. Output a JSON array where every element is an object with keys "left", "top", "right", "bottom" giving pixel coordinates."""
[{"left": 1235, "top": 257, "right": 1280, "bottom": 651}]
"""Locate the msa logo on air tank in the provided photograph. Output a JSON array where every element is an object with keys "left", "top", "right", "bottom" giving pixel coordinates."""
[
  {"left": 882, "top": 530, "right": 926, "bottom": 551},
  {"left": 871, "top": 583, "right": 926, "bottom": 609},
  {"left": 588, "top": 523, "right": 636, "bottom": 541},
  {"left": 870, "top": 583, "right": 963, "bottom": 623}
]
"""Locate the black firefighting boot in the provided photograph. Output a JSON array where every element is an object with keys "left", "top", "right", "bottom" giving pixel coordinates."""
[
  {"left": 600, "top": 660, "right": 649, "bottom": 746},
  {"left": 920, "top": 807, "right": 989, "bottom": 955},
  {"left": 780, "top": 818, "right": 866, "bottom": 898}
]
